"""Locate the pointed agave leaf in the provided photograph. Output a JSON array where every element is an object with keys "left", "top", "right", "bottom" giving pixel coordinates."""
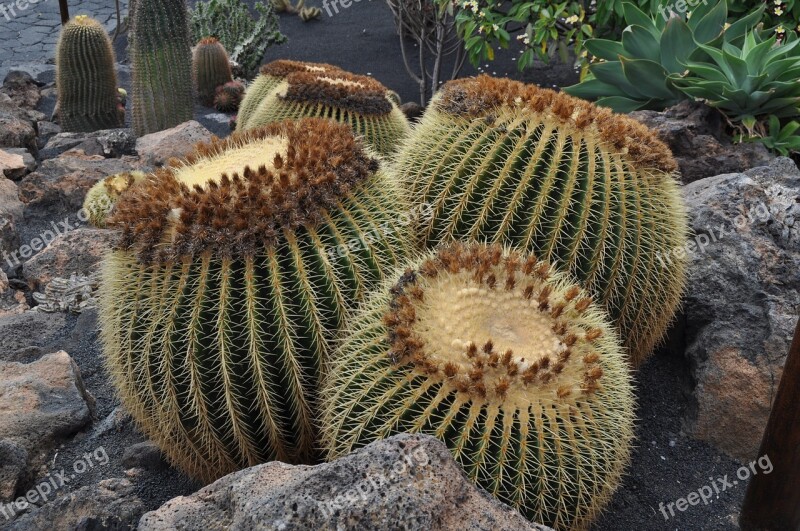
[
  {"left": 563, "top": 78, "right": 627, "bottom": 100},
  {"left": 660, "top": 17, "right": 695, "bottom": 73},
  {"left": 622, "top": 24, "right": 661, "bottom": 61},
  {"left": 585, "top": 38, "right": 627, "bottom": 61},
  {"left": 690, "top": 0, "right": 727, "bottom": 43},
  {"left": 622, "top": 3, "right": 659, "bottom": 38},
  {"left": 595, "top": 95, "right": 653, "bottom": 112},
  {"left": 722, "top": 4, "right": 765, "bottom": 44},
  {"left": 590, "top": 61, "right": 650, "bottom": 99},
  {"left": 620, "top": 57, "right": 679, "bottom": 100}
]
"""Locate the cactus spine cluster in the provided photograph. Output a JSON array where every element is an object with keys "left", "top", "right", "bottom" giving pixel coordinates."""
[
  {"left": 193, "top": 37, "right": 233, "bottom": 107},
  {"left": 322, "top": 241, "right": 635, "bottom": 530},
  {"left": 100, "top": 119, "right": 413, "bottom": 482},
  {"left": 56, "top": 16, "right": 124, "bottom": 132},
  {"left": 214, "top": 81, "right": 245, "bottom": 112},
  {"left": 83, "top": 171, "right": 147, "bottom": 228},
  {"left": 130, "top": 0, "right": 194, "bottom": 136},
  {"left": 237, "top": 60, "right": 342, "bottom": 132},
  {"left": 238, "top": 67, "right": 411, "bottom": 156},
  {"left": 392, "top": 75, "right": 688, "bottom": 366}
]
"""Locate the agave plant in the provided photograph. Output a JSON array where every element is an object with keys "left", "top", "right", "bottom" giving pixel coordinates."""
[
  {"left": 564, "top": 1, "right": 764, "bottom": 112},
  {"left": 669, "top": 30, "right": 800, "bottom": 130}
]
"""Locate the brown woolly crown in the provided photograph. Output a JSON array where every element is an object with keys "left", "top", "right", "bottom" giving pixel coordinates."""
[
  {"left": 109, "top": 118, "right": 379, "bottom": 263},
  {"left": 280, "top": 70, "right": 394, "bottom": 116},
  {"left": 259, "top": 59, "right": 342, "bottom": 78},
  {"left": 438, "top": 75, "right": 677, "bottom": 174},
  {"left": 198, "top": 36, "right": 221, "bottom": 46},
  {"left": 384, "top": 242, "right": 610, "bottom": 405}
]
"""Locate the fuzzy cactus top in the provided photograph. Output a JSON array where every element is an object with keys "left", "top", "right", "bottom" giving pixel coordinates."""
[
  {"left": 109, "top": 118, "right": 379, "bottom": 262},
  {"left": 436, "top": 75, "right": 678, "bottom": 174}
]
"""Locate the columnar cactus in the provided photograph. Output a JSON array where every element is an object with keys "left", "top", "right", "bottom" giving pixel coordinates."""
[
  {"left": 322, "top": 242, "right": 635, "bottom": 530},
  {"left": 83, "top": 171, "right": 147, "bottom": 228},
  {"left": 237, "top": 60, "right": 342, "bottom": 131},
  {"left": 239, "top": 69, "right": 411, "bottom": 156},
  {"left": 130, "top": 0, "right": 194, "bottom": 136},
  {"left": 100, "top": 119, "right": 413, "bottom": 482},
  {"left": 392, "top": 75, "right": 688, "bottom": 366},
  {"left": 193, "top": 37, "right": 233, "bottom": 107},
  {"left": 56, "top": 16, "right": 124, "bottom": 132}
]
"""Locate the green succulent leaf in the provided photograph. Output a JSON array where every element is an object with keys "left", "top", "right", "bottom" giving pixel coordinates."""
[
  {"left": 690, "top": 0, "right": 727, "bottom": 43},
  {"left": 585, "top": 38, "right": 627, "bottom": 61},
  {"left": 619, "top": 57, "right": 677, "bottom": 100},
  {"left": 622, "top": 24, "right": 661, "bottom": 61},
  {"left": 660, "top": 17, "right": 696, "bottom": 73}
]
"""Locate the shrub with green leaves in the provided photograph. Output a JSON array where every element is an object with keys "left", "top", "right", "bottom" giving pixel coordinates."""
[
  {"left": 190, "top": 0, "right": 286, "bottom": 80},
  {"left": 741, "top": 115, "right": 800, "bottom": 157},
  {"left": 563, "top": 1, "right": 765, "bottom": 112}
]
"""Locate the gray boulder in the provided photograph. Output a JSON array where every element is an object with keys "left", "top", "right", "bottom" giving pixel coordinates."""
[
  {"left": 631, "top": 101, "right": 774, "bottom": 184},
  {"left": 6, "top": 478, "right": 145, "bottom": 530},
  {"left": 678, "top": 157, "right": 800, "bottom": 461},
  {"left": 139, "top": 434, "right": 549, "bottom": 531}
]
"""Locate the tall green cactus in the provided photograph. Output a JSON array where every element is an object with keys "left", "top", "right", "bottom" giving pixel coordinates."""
[
  {"left": 392, "top": 75, "right": 689, "bottom": 366},
  {"left": 100, "top": 119, "right": 413, "bottom": 482},
  {"left": 237, "top": 60, "right": 343, "bottom": 132},
  {"left": 193, "top": 37, "right": 233, "bottom": 107},
  {"left": 239, "top": 69, "right": 411, "bottom": 157},
  {"left": 322, "top": 241, "right": 635, "bottom": 530},
  {"left": 56, "top": 16, "right": 124, "bottom": 132},
  {"left": 130, "top": 0, "right": 194, "bottom": 136}
]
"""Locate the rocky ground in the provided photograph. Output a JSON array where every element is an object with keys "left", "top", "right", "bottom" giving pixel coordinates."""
[{"left": 0, "top": 3, "right": 798, "bottom": 531}]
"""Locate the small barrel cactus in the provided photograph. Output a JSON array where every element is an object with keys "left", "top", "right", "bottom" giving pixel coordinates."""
[
  {"left": 130, "top": 0, "right": 194, "bottom": 136},
  {"left": 392, "top": 75, "right": 688, "bottom": 366},
  {"left": 56, "top": 16, "right": 124, "bottom": 132},
  {"left": 83, "top": 171, "right": 147, "bottom": 228},
  {"left": 322, "top": 241, "right": 635, "bottom": 530},
  {"left": 240, "top": 69, "right": 411, "bottom": 156},
  {"left": 237, "top": 60, "right": 343, "bottom": 131},
  {"left": 193, "top": 37, "right": 233, "bottom": 107},
  {"left": 100, "top": 118, "right": 413, "bottom": 482},
  {"left": 214, "top": 81, "right": 245, "bottom": 112}
]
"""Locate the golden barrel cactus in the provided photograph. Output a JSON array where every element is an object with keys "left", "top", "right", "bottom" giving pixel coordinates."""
[
  {"left": 237, "top": 60, "right": 342, "bottom": 130},
  {"left": 239, "top": 68, "right": 411, "bottom": 156},
  {"left": 100, "top": 119, "right": 413, "bottom": 482},
  {"left": 392, "top": 75, "right": 688, "bottom": 365},
  {"left": 322, "top": 242, "right": 635, "bottom": 530}
]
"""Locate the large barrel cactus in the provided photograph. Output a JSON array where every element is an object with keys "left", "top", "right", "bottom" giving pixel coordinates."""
[
  {"left": 240, "top": 69, "right": 411, "bottom": 156},
  {"left": 130, "top": 0, "right": 194, "bottom": 136},
  {"left": 193, "top": 37, "right": 233, "bottom": 107},
  {"left": 322, "top": 241, "right": 635, "bottom": 530},
  {"left": 100, "top": 119, "right": 413, "bottom": 482},
  {"left": 237, "top": 60, "right": 342, "bottom": 130},
  {"left": 56, "top": 16, "right": 124, "bottom": 132},
  {"left": 392, "top": 75, "right": 688, "bottom": 366}
]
